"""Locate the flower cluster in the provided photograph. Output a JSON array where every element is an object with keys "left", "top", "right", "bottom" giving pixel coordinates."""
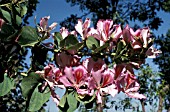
[{"left": 36, "top": 17, "right": 161, "bottom": 106}]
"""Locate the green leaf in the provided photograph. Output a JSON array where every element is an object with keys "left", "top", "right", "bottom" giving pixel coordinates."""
[
  {"left": 67, "top": 91, "right": 79, "bottom": 112},
  {"left": 16, "top": 15, "right": 22, "bottom": 26},
  {"left": 0, "top": 24, "right": 15, "bottom": 41},
  {"left": 94, "top": 42, "right": 109, "bottom": 53},
  {"left": 60, "top": 34, "right": 79, "bottom": 49},
  {"left": 59, "top": 91, "right": 79, "bottom": 112},
  {"left": 28, "top": 84, "right": 50, "bottom": 111},
  {"left": 21, "top": 5, "right": 27, "bottom": 17},
  {"left": 67, "top": 42, "right": 83, "bottom": 50},
  {"left": 58, "top": 92, "right": 68, "bottom": 108},
  {"left": 18, "top": 26, "right": 39, "bottom": 47},
  {"left": 0, "top": 74, "right": 14, "bottom": 96},
  {"left": 75, "top": 93, "right": 95, "bottom": 104},
  {"left": 116, "top": 40, "right": 125, "bottom": 55},
  {"left": 86, "top": 36, "right": 99, "bottom": 50},
  {"left": 0, "top": 8, "right": 11, "bottom": 23},
  {"left": 53, "top": 32, "right": 63, "bottom": 48},
  {"left": 21, "top": 72, "right": 42, "bottom": 98}
]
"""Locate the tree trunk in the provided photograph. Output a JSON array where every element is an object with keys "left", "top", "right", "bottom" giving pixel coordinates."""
[
  {"left": 157, "top": 95, "right": 163, "bottom": 112},
  {"left": 157, "top": 84, "right": 169, "bottom": 112},
  {"left": 140, "top": 99, "right": 145, "bottom": 112}
]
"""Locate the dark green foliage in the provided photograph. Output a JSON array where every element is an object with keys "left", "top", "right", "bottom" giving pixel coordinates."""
[
  {"left": 154, "top": 29, "right": 170, "bottom": 110},
  {"left": 63, "top": 0, "right": 170, "bottom": 30}
]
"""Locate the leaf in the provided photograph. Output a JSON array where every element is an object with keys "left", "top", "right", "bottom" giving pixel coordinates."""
[
  {"left": 0, "top": 8, "right": 11, "bottom": 23},
  {"left": 28, "top": 84, "right": 50, "bottom": 111},
  {"left": 18, "top": 26, "right": 39, "bottom": 47},
  {"left": 16, "top": 15, "right": 22, "bottom": 26},
  {"left": 58, "top": 92, "right": 68, "bottom": 108},
  {"left": 67, "top": 91, "right": 79, "bottom": 112},
  {"left": 0, "top": 24, "right": 15, "bottom": 41},
  {"left": 67, "top": 42, "right": 83, "bottom": 50},
  {"left": 60, "top": 34, "right": 79, "bottom": 49},
  {"left": 0, "top": 74, "right": 14, "bottom": 96},
  {"left": 116, "top": 40, "right": 125, "bottom": 55},
  {"left": 75, "top": 93, "right": 95, "bottom": 104},
  {"left": 86, "top": 36, "right": 99, "bottom": 50},
  {"left": 94, "top": 42, "right": 109, "bottom": 53},
  {"left": 21, "top": 72, "right": 42, "bottom": 98},
  {"left": 58, "top": 91, "right": 79, "bottom": 112},
  {"left": 21, "top": 5, "right": 27, "bottom": 17},
  {"left": 53, "top": 32, "right": 63, "bottom": 48}
]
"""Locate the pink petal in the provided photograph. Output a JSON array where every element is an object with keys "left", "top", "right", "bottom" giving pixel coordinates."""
[
  {"left": 75, "top": 19, "right": 83, "bottom": 39},
  {"left": 48, "top": 22, "right": 57, "bottom": 31},
  {"left": 123, "top": 25, "right": 134, "bottom": 43},
  {"left": 60, "top": 27, "right": 69, "bottom": 38},
  {"left": 83, "top": 18, "right": 90, "bottom": 30},
  {"left": 100, "top": 84, "right": 118, "bottom": 97},
  {"left": 59, "top": 76, "right": 73, "bottom": 87},
  {"left": 96, "top": 91, "right": 102, "bottom": 104},
  {"left": 92, "top": 70, "right": 102, "bottom": 87},
  {"left": 126, "top": 92, "right": 146, "bottom": 99},
  {"left": 140, "top": 27, "right": 150, "bottom": 48},
  {"left": 40, "top": 16, "right": 50, "bottom": 30},
  {"left": 64, "top": 67, "right": 75, "bottom": 84},
  {"left": 97, "top": 20, "right": 104, "bottom": 33},
  {"left": 130, "top": 28, "right": 141, "bottom": 37},
  {"left": 112, "top": 25, "right": 122, "bottom": 42},
  {"left": 73, "top": 65, "right": 87, "bottom": 83},
  {"left": 101, "top": 69, "right": 114, "bottom": 87}
]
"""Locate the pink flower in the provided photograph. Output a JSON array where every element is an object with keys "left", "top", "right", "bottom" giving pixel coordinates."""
[
  {"left": 91, "top": 69, "right": 118, "bottom": 104},
  {"left": 60, "top": 27, "right": 77, "bottom": 39},
  {"left": 129, "top": 27, "right": 150, "bottom": 49},
  {"left": 146, "top": 46, "right": 162, "bottom": 58},
  {"left": 60, "top": 65, "right": 88, "bottom": 89},
  {"left": 112, "top": 25, "right": 122, "bottom": 42},
  {"left": 83, "top": 57, "right": 106, "bottom": 73},
  {"left": 140, "top": 27, "right": 150, "bottom": 48},
  {"left": 94, "top": 19, "right": 113, "bottom": 46},
  {"left": 75, "top": 18, "right": 91, "bottom": 40},
  {"left": 122, "top": 25, "right": 135, "bottom": 43},
  {"left": 38, "top": 16, "right": 57, "bottom": 37},
  {"left": 124, "top": 73, "right": 146, "bottom": 99}
]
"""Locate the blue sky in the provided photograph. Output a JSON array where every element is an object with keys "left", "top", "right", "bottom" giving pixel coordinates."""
[{"left": 27, "top": 0, "right": 170, "bottom": 111}]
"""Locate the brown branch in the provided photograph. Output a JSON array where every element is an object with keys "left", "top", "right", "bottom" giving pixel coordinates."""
[
  {"left": 140, "top": 99, "right": 146, "bottom": 112},
  {"left": 157, "top": 84, "right": 169, "bottom": 112},
  {"left": 157, "top": 95, "right": 163, "bottom": 112}
]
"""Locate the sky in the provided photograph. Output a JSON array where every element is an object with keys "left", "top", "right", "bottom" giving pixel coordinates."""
[{"left": 27, "top": 0, "right": 170, "bottom": 112}]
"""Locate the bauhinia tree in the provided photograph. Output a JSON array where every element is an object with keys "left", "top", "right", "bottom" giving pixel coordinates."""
[
  {"left": 61, "top": 0, "right": 170, "bottom": 111},
  {"left": 0, "top": 0, "right": 162, "bottom": 112}
]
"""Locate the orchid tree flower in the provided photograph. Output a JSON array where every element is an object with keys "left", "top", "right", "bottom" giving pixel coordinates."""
[
  {"left": 122, "top": 25, "right": 135, "bottom": 44},
  {"left": 123, "top": 73, "right": 146, "bottom": 99},
  {"left": 55, "top": 52, "right": 80, "bottom": 68},
  {"left": 94, "top": 19, "right": 113, "bottom": 46},
  {"left": 111, "top": 25, "right": 122, "bottom": 42},
  {"left": 91, "top": 69, "right": 118, "bottom": 104},
  {"left": 129, "top": 27, "right": 151, "bottom": 49},
  {"left": 140, "top": 27, "right": 150, "bottom": 48},
  {"left": 35, "top": 64, "right": 63, "bottom": 106},
  {"left": 59, "top": 65, "right": 91, "bottom": 95},
  {"left": 38, "top": 16, "right": 57, "bottom": 38},
  {"left": 113, "top": 65, "right": 146, "bottom": 99},
  {"left": 35, "top": 64, "right": 63, "bottom": 87},
  {"left": 146, "top": 46, "right": 162, "bottom": 58},
  {"left": 83, "top": 57, "right": 106, "bottom": 73},
  {"left": 60, "top": 27, "right": 77, "bottom": 39},
  {"left": 75, "top": 18, "right": 91, "bottom": 40}
]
